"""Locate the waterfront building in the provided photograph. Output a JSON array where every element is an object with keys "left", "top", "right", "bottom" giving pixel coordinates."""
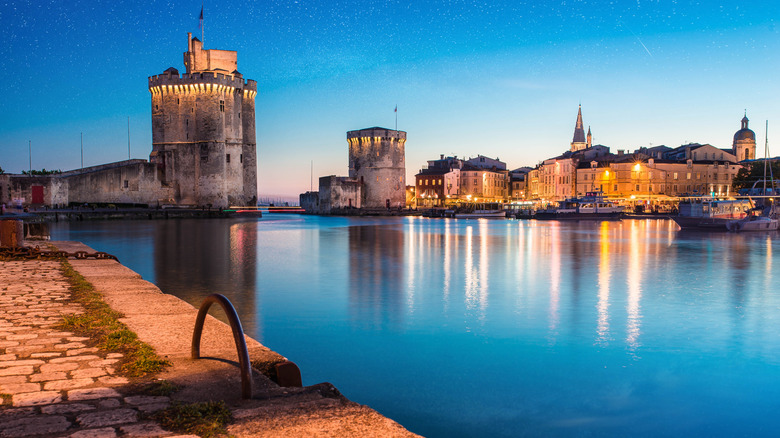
[
  {"left": 576, "top": 151, "right": 742, "bottom": 203},
  {"left": 508, "top": 167, "right": 532, "bottom": 201},
  {"left": 415, "top": 155, "right": 463, "bottom": 207},
  {"left": 528, "top": 109, "right": 747, "bottom": 205},
  {"left": 459, "top": 163, "right": 508, "bottom": 202}
]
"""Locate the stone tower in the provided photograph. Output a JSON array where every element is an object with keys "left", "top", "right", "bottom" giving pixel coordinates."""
[
  {"left": 570, "top": 104, "right": 587, "bottom": 152},
  {"left": 732, "top": 113, "right": 756, "bottom": 162},
  {"left": 347, "top": 127, "right": 406, "bottom": 209},
  {"left": 147, "top": 33, "right": 257, "bottom": 208}
]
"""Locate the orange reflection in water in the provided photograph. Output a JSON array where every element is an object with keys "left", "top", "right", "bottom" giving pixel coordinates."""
[
  {"left": 626, "top": 220, "right": 644, "bottom": 351},
  {"left": 596, "top": 221, "right": 611, "bottom": 345}
]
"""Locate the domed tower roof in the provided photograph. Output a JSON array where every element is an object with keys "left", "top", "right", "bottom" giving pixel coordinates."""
[{"left": 734, "top": 114, "right": 755, "bottom": 143}]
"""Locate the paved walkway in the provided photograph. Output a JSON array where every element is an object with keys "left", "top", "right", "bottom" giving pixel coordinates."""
[
  {"left": 0, "top": 259, "right": 190, "bottom": 437},
  {"left": 1, "top": 243, "right": 419, "bottom": 437}
]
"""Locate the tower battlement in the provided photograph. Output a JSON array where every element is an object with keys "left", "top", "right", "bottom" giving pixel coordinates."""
[{"left": 148, "top": 72, "right": 256, "bottom": 98}]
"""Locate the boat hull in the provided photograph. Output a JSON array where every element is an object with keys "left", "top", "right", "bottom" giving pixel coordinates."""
[
  {"left": 533, "top": 212, "right": 623, "bottom": 221},
  {"left": 453, "top": 211, "right": 507, "bottom": 219},
  {"left": 671, "top": 216, "right": 731, "bottom": 230}
]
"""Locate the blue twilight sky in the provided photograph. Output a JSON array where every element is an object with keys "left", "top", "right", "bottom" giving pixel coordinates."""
[{"left": 1, "top": 0, "right": 779, "bottom": 198}]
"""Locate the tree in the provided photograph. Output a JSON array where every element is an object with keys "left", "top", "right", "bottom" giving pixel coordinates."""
[
  {"left": 20, "top": 168, "right": 62, "bottom": 176},
  {"left": 732, "top": 160, "right": 780, "bottom": 191}
]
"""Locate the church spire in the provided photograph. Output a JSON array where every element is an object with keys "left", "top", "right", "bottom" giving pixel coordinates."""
[
  {"left": 572, "top": 104, "right": 586, "bottom": 143},
  {"left": 570, "top": 104, "right": 587, "bottom": 152},
  {"left": 587, "top": 126, "right": 592, "bottom": 148}
]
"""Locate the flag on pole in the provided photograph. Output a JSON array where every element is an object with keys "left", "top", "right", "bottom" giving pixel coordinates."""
[
  {"left": 394, "top": 105, "right": 397, "bottom": 113},
  {"left": 198, "top": 6, "right": 203, "bottom": 29}
]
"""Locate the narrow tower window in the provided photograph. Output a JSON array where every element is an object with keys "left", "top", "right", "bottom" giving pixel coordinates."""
[
  {"left": 220, "top": 100, "right": 225, "bottom": 112},
  {"left": 226, "top": 154, "right": 231, "bottom": 163}
]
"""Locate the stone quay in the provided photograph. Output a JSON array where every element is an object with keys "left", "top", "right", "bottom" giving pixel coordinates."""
[{"left": 0, "top": 241, "right": 418, "bottom": 437}]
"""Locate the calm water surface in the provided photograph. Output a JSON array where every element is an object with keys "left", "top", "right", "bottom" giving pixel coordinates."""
[{"left": 50, "top": 216, "right": 780, "bottom": 437}]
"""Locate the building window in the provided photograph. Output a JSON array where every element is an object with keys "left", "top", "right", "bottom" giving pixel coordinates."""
[
  {"left": 673, "top": 172, "right": 678, "bottom": 180},
  {"left": 124, "top": 180, "right": 128, "bottom": 188},
  {"left": 240, "top": 154, "right": 243, "bottom": 163},
  {"left": 635, "top": 184, "right": 639, "bottom": 191},
  {"left": 220, "top": 100, "right": 225, "bottom": 112},
  {"left": 226, "top": 154, "right": 230, "bottom": 163}
]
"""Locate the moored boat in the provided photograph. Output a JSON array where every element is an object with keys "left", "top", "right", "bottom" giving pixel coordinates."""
[
  {"left": 672, "top": 198, "right": 751, "bottom": 230},
  {"left": 534, "top": 191, "right": 623, "bottom": 220},
  {"left": 727, "top": 214, "right": 779, "bottom": 231}
]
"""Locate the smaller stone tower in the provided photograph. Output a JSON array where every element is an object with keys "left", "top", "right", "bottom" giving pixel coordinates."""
[
  {"left": 347, "top": 127, "right": 406, "bottom": 209},
  {"left": 571, "top": 105, "right": 587, "bottom": 152},
  {"left": 733, "top": 113, "right": 756, "bottom": 162}
]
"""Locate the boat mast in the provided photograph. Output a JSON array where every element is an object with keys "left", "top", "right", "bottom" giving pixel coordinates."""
[{"left": 763, "top": 120, "right": 769, "bottom": 196}]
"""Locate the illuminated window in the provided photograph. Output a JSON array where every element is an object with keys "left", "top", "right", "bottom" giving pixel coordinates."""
[{"left": 673, "top": 172, "right": 678, "bottom": 180}]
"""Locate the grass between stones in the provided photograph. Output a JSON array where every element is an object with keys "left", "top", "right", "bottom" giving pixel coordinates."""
[
  {"left": 152, "top": 400, "right": 233, "bottom": 437},
  {"left": 58, "top": 260, "right": 171, "bottom": 377}
]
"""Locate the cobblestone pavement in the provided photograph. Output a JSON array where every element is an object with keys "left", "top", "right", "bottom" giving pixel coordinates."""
[{"left": 0, "top": 260, "right": 194, "bottom": 438}]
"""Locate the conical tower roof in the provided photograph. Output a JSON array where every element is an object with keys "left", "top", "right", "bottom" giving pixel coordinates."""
[{"left": 572, "top": 105, "right": 586, "bottom": 143}]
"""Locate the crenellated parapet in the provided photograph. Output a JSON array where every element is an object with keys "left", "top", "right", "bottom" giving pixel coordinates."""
[{"left": 148, "top": 72, "right": 257, "bottom": 99}]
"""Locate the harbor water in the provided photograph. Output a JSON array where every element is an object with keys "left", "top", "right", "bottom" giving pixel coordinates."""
[{"left": 50, "top": 215, "right": 780, "bottom": 437}]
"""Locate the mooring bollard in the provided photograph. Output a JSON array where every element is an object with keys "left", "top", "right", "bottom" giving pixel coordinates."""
[{"left": 0, "top": 220, "right": 24, "bottom": 247}]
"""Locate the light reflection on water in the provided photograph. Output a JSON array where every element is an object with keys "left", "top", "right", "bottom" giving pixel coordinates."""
[{"left": 50, "top": 216, "right": 780, "bottom": 437}]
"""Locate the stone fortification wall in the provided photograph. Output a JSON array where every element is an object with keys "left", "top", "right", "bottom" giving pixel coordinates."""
[
  {"left": 347, "top": 127, "right": 406, "bottom": 209},
  {"left": 2, "top": 175, "right": 67, "bottom": 207},
  {"left": 66, "top": 161, "right": 171, "bottom": 206},
  {"left": 319, "top": 176, "right": 361, "bottom": 214},
  {"left": 299, "top": 191, "right": 319, "bottom": 214},
  {"left": 1, "top": 161, "right": 169, "bottom": 207}
]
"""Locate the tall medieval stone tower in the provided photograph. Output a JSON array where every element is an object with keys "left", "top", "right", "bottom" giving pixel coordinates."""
[
  {"left": 147, "top": 33, "right": 257, "bottom": 208},
  {"left": 347, "top": 127, "right": 406, "bottom": 209},
  {"left": 732, "top": 114, "right": 756, "bottom": 162}
]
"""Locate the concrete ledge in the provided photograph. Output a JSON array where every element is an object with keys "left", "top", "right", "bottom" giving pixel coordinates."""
[{"left": 49, "top": 240, "right": 419, "bottom": 437}]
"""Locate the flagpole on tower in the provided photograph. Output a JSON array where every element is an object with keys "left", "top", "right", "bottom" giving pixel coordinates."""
[{"left": 199, "top": 2, "right": 204, "bottom": 45}]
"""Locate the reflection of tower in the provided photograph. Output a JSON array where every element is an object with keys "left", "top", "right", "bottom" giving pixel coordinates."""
[
  {"left": 570, "top": 105, "right": 587, "bottom": 152},
  {"left": 732, "top": 113, "right": 756, "bottom": 162},
  {"left": 147, "top": 33, "right": 258, "bottom": 208},
  {"left": 347, "top": 127, "right": 406, "bottom": 209},
  {"left": 153, "top": 220, "right": 258, "bottom": 331},
  {"left": 347, "top": 225, "right": 405, "bottom": 327}
]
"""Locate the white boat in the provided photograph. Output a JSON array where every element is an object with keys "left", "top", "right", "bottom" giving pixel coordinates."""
[
  {"left": 672, "top": 198, "right": 751, "bottom": 230},
  {"left": 534, "top": 191, "right": 623, "bottom": 220},
  {"left": 727, "top": 214, "right": 779, "bottom": 232}
]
